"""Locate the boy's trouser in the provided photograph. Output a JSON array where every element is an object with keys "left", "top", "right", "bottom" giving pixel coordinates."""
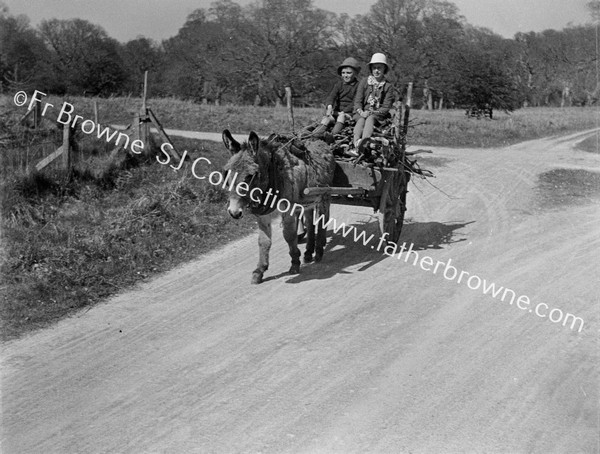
[
  {"left": 314, "top": 112, "right": 348, "bottom": 135},
  {"left": 331, "top": 121, "right": 344, "bottom": 135}
]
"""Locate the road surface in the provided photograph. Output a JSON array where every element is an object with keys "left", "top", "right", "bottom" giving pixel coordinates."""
[{"left": 2, "top": 129, "right": 599, "bottom": 453}]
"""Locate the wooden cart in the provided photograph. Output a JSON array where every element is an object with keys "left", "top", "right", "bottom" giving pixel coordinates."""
[{"left": 302, "top": 83, "right": 431, "bottom": 244}]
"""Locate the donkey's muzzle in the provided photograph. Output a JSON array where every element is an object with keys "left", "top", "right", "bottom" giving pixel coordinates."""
[{"left": 228, "top": 209, "right": 243, "bottom": 219}]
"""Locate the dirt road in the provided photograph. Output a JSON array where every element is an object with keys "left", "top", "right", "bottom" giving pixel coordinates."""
[{"left": 2, "top": 129, "right": 599, "bottom": 453}]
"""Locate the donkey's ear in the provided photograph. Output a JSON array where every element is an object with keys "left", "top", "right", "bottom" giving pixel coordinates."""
[
  {"left": 222, "top": 129, "right": 240, "bottom": 154},
  {"left": 248, "top": 131, "right": 260, "bottom": 154}
]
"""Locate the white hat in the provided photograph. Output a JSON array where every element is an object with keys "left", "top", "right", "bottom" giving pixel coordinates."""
[{"left": 368, "top": 53, "right": 389, "bottom": 73}]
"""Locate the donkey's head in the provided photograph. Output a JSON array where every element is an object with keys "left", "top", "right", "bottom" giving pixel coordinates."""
[{"left": 222, "top": 130, "right": 272, "bottom": 219}]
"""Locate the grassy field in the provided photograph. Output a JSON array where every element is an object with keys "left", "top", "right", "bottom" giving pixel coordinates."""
[
  {"left": 1, "top": 94, "right": 598, "bottom": 340},
  {"left": 409, "top": 107, "right": 598, "bottom": 147}
]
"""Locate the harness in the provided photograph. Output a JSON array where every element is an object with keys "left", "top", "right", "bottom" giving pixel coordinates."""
[
  {"left": 248, "top": 146, "right": 280, "bottom": 216},
  {"left": 244, "top": 134, "right": 311, "bottom": 216}
]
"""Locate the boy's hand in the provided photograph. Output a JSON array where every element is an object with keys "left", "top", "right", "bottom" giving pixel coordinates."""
[
  {"left": 326, "top": 105, "right": 333, "bottom": 116},
  {"left": 337, "top": 112, "right": 351, "bottom": 123}
]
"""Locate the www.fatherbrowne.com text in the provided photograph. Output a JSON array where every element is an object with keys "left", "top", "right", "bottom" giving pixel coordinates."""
[{"left": 311, "top": 213, "right": 584, "bottom": 332}]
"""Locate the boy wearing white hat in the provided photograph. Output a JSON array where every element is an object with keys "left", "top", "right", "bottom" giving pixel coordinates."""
[
  {"left": 353, "top": 53, "right": 394, "bottom": 149},
  {"left": 314, "top": 57, "right": 361, "bottom": 136}
]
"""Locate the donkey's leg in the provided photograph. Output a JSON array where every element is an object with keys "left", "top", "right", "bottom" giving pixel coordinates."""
[
  {"left": 282, "top": 212, "right": 301, "bottom": 274},
  {"left": 252, "top": 215, "right": 272, "bottom": 284},
  {"left": 315, "top": 197, "right": 330, "bottom": 262},
  {"left": 304, "top": 208, "right": 316, "bottom": 263}
]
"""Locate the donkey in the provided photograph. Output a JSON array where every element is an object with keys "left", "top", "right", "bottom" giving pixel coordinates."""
[{"left": 222, "top": 130, "right": 336, "bottom": 284}]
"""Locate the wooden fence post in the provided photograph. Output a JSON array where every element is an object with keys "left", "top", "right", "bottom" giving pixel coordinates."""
[
  {"left": 398, "top": 82, "right": 413, "bottom": 151},
  {"left": 140, "top": 70, "right": 150, "bottom": 155},
  {"left": 93, "top": 100, "right": 99, "bottom": 125},
  {"left": 285, "top": 86, "right": 294, "bottom": 133},
  {"left": 140, "top": 116, "right": 150, "bottom": 155},
  {"left": 34, "top": 102, "right": 42, "bottom": 129},
  {"left": 61, "top": 125, "right": 71, "bottom": 171},
  {"left": 132, "top": 111, "right": 140, "bottom": 142},
  {"left": 142, "top": 70, "right": 148, "bottom": 112},
  {"left": 35, "top": 124, "right": 73, "bottom": 172},
  {"left": 20, "top": 103, "right": 43, "bottom": 128}
]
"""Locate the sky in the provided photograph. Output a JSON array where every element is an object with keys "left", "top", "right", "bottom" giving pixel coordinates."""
[{"left": 3, "top": 0, "right": 594, "bottom": 43}]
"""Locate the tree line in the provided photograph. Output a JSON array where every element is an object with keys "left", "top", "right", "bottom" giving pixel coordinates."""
[{"left": 1, "top": 0, "right": 598, "bottom": 110}]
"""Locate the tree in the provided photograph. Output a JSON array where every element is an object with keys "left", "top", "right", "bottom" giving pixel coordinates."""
[
  {"left": 38, "top": 18, "right": 126, "bottom": 95},
  {"left": 120, "top": 37, "right": 164, "bottom": 96},
  {"left": 231, "top": 0, "right": 337, "bottom": 105},
  {"left": 158, "top": 0, "right": 339, "bottom": 105},
  {"left": 121, "top": 37, "right": 161, "bottom": 75},
  {"left": 514, "top": 25, "right": 597, "bottom": 106},
  {"left": 415, "top": 2, "right": 464, "bottom": 108},
  {"left": 347, "top": 0, "right": 465, "bottom": 107},
  {"left": 0, "top": 6, "right": 47, "bottom": 93},
  {"left": 452, "top": 28, "right": 521, "bottom": 112},
  {"left": 161, "top": 4, "right": 247, "bottom": 103},
  {"left": 348, "top": 0, "right": 422, "bottom": 76}
]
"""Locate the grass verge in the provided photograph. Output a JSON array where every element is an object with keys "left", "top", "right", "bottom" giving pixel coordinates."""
[{"left": 1, "top": 136, "right": 254, "bottom": 341}]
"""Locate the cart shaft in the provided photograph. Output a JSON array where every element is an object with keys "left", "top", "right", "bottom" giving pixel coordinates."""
[{"left": 304, "top": 186, "right": 367, "bottom": 197}]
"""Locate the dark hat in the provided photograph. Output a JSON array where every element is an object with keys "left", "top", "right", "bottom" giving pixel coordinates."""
[{"left": 337, "top": 57, "right": 361, "bottom": 75}]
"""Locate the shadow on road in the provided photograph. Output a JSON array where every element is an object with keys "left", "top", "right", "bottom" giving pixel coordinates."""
[
  {"left": 401, "top": 220, "right": 474, "bottom": 251},
  {"left": 266, "top": 219, "right": 473, "bottom": 284}
]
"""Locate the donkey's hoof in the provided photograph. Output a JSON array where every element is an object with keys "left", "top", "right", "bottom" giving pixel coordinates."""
[
  {"left": 304, "top": 252, "right": 313, "bottom": 263},
  {"left": 315, "top": 250, "right": 324, "bottom": 262},
  {"left": 289, "top": 264, "right": 301, "bottom": 275},
  {"left": 251, "top": 272, "right": 263, "bottom": 284}
]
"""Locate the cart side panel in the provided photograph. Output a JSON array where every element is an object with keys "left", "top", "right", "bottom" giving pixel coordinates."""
[
  {"left": 330, "top": 160, "right": 384, "bottom": 210},
  {"left": 333, "top": 161, "right": 382, "bottom": 189}
]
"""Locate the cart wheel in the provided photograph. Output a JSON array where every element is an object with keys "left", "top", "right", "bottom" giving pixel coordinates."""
[{"left": 378, "top": 170, "right": 409, "bottom": 244}]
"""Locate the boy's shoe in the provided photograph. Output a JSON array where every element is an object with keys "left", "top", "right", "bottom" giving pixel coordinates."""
[{"left": 322, "top": 132, "right": 335, "bottom": 144}]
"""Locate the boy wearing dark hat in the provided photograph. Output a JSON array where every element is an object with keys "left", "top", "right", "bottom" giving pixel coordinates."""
[{"left": 314, "top": 57, "right": 361, "bottom": 136}]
